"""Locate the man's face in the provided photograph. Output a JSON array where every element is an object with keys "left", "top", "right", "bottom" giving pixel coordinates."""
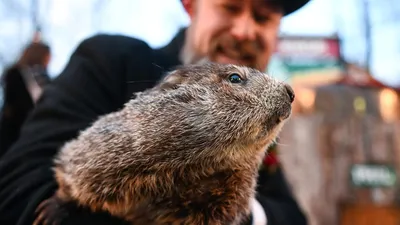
[{"left": 182, "top": 0, "right": 283, "bottom": 71}]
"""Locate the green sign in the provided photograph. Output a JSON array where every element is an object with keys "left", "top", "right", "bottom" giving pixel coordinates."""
[{"left": 350, "top": 164, "right": 397, "bottom": 188}]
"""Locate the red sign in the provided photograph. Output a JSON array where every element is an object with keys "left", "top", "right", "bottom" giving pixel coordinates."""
[{"left": 275, "top": 37, "right": 340, "bottom": 59}]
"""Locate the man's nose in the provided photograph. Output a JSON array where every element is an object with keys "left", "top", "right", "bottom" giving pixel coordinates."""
[{"left": 231, "top": 14, "right": 257, "bottom": 41}]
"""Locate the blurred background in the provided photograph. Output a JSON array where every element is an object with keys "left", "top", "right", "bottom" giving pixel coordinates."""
[
  {"left": 0, "top": 0, "right": 399, "bottom": 224},
  {"left": 1, "top": 0, "right": 399, "bottom": 87}
]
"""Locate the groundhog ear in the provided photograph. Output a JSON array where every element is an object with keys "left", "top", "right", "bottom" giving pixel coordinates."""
[{"left": 156, "top": 72, "right": 184, "bottom": 91}]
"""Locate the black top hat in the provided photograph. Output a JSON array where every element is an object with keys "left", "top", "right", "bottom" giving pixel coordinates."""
[
  {"left": 181, "top": 0, "right": 311, "bottom": 16},
  {"left": 282, "top": 0, "right": 310, "bottom": 15}
]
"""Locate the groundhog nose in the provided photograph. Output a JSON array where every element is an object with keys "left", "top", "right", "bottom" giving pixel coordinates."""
[{"left": 284, "top": 84, "right": 295, "bottom": 103}]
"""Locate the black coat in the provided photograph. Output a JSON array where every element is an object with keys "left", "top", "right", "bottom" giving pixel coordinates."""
[{"left": 0, "top": 29, "right": 307, "bottom": 225}]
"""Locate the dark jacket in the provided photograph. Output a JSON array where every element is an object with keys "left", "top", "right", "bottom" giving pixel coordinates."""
[
  {"left": 0, "top": 29, "right": 307, "bottom": 225},
  {"left": 0, "top": 65, "right": 50, "bottom": 156}
]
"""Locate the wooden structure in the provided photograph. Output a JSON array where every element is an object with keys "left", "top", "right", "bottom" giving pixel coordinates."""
[{"left": 277, "top": 72, "right": 400, "bottom": 225}]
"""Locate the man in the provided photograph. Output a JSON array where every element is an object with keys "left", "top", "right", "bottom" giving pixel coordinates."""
[
  {"left": 0, "top": 0, "right": 309, "bottom": 224},
  {"left": 0, "top": 41, "right": 51, "bottom": 156}
]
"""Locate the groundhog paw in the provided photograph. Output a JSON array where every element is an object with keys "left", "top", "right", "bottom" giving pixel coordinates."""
[{"left": 33, "top": 196, "right": 68, "bottom": 225}]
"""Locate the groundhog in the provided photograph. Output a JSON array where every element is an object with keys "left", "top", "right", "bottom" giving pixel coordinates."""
[{"left": 33, "top": 62, "right": 295, "bottom": 225}]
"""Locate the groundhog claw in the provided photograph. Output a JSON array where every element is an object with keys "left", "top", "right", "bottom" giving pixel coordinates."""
[{"left": 33, "top": 196, "right": 66, "bottom": 225}]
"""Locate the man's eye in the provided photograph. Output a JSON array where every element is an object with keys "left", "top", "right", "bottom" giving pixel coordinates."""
[
  {"left": 224, "top": 4, "right": 241, "bottom": 14},
  {"left": 254, "top": 14, "right": 270, "bottom": 24}
]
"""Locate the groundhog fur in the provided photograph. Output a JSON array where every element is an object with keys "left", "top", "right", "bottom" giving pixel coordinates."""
[{"left": 33, "top": 63, "right": 295, "bottom": 225}]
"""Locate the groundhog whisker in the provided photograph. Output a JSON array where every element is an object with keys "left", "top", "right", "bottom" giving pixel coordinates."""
[
  {"left": 152, "top": 63, "right": 165, "bottom": 71},
  {"left": 273, "top": 142, "right": 290, "bottom": 147},
  {"left": 283, "top": 76, "right": 291, "bottom": 82},
  {"left": 271, "top": 137, "right": 290, "bottom": 147}
]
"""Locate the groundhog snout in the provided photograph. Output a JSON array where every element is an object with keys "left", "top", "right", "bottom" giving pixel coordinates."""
[
  {"left": 266, "top": 82, "right": 295, "bottom": 123},
  {"left": 284, "top": 83, "right": 295, "bottom": 103}
]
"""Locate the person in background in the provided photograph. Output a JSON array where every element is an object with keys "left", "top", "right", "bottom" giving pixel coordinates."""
[
  {"left": 0, "top": 0, "right": 309, "bottom": 224},
  {"left": 0, "top": 41, "right": 51, "bottom": 157}
]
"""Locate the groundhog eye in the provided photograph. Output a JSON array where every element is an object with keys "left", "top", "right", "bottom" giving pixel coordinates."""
[{"left": 228, "top": 73, "right": 243, "bottom": 83}]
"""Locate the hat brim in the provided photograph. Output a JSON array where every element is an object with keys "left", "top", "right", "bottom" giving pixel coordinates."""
[
  {"left": 180, "top": 0, "right": 311, "bottom": 16},
  {"left": 283, "top": 0, "right": 310, "bottom": 16}
]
